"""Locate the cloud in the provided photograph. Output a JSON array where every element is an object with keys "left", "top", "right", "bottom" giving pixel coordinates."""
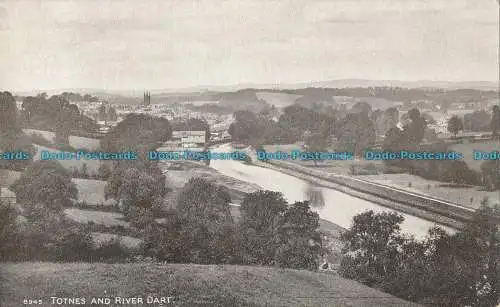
[
  {"left": 0, "top": 6, "right": 6, "bottom": 18},
  {"left": 0, "top": 0, "right": 498, "bottom": 90}
]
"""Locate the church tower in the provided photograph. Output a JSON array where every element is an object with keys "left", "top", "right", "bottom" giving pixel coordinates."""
[{"left": 143, "top": 91, "right": 151, "bottom": 106}]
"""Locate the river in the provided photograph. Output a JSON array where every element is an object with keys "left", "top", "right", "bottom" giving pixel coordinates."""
[{"left": 210, "top": 145, "right": 453, "bottom": 239}]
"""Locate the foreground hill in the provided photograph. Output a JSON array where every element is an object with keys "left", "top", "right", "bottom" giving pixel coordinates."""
[{"left": 0, "top": 263, "right": 418, "bottom": 307}]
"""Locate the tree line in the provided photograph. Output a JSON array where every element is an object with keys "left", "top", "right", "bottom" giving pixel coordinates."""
[
  {"left": 340, "top": 201, "right": 499, "bottom": 306},
  {"left": 447, "top": 105, "right": 500, "bottom": 137}
]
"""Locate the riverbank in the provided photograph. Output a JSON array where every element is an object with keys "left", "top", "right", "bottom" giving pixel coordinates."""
[
  {"left": 250, "top": 158, "right": 465, "bottom": 230},
  {"left": 262, "top": 144, "right": 499, "bottom": 208}
]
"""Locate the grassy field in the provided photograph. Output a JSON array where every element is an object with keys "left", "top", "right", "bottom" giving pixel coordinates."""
[
  {"left": 33, "top": 145, "right": 101, "bottom": 174},
  {"left": 0, "top": 171, "right": 113, "bottom": 207},
  {"left": 357, "top": 173, "right": 499, "bottom": 209},
  {"left": 64, "top": 208, "right": 129, "bottom": 227},
  {"left": 73, "top": 178, "right": 116, "bottom": 206},
  {"left": 0, "top": 263, "right": 418, "bottom": 307},
  {"left": 451, "top": 140, "right": 499, "bottom": 172},
  {"left": 23, "top": 129, "right": 101, "bottom": 150}
]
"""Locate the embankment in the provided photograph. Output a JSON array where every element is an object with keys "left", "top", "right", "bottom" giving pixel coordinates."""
[{"left": 252, "top": 158, "right": 481, "bottom": 230}]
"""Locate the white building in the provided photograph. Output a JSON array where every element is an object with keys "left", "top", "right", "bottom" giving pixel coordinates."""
[{"left": 163, "top": 130, "right": 206, "bottom": 149}]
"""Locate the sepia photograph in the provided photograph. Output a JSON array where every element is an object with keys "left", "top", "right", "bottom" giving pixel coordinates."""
[{"left": 0, "top": 0, "right": 499, "bottom": 306}]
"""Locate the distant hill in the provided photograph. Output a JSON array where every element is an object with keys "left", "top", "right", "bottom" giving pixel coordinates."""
[
  {"left": 0, "top": 263, "right": 419, "bottom": 307},
  {"left": 13, "top": 79, "right": 498, "bottom": 97},
  {"left": 12, "top": 80, "right": 497, "bottom": 111}
]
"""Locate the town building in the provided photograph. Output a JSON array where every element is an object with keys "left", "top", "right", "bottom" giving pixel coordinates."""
[{"left": 162, "top": 130, "right": 206, "bottom": 149}]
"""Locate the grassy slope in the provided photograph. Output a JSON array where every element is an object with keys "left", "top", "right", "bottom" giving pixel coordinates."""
[
  {"left": 64, "top": 208, "right": 129, "bottom": 227},
  {"left": 451, "top": 140, "right": 499, "bottom": 172},
  {"left": 73, "top": 178, "right": 115, "bottom": 206},
  {"left": 22, "top": 129, "right": 101, "bottom": 150},
  {"left": 0, "top": 263, "right": 419, "bottom": 307},
  {"left": 33, "top": 145, "right": 101, "bottom": 174}
]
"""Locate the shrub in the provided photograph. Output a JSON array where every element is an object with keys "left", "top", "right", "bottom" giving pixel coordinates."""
[
  {"left": 52, "top": 225, "right": 95, "bottom": 262},
  {"left": 0, "top": 201, "right": 23, "bottom": 261},
  {"left": 98, "top": 163, "right": 112, "bottom": 180},
  {"left": 92, "top": 237, "right": 131, "bottom": 263}
]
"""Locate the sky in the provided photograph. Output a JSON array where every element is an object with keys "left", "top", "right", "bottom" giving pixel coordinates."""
[{"left": 0, "top": 0, "right": 498, "bottom": 91}]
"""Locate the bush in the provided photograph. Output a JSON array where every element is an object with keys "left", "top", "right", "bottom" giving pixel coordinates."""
[
  {"left": 0, "top": 201, "right": 23, "bottom": 261},
  {"left": 98, "top": 163, "right": 112, "bottom": 180},
  {"left": 92, "top": 237, "right": 131, "bottom": 263},
  {"left": 125, "top": 207, "right": 155, "bottom": 229},
  {"left": 52, "top": 225, "right": 95, "bottom": 262}
]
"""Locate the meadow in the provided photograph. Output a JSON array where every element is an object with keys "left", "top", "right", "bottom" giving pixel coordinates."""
[
  {"left": 22, "top": 129, "right": 101, "bottom": 150},
  {"left": 64, "top": 208, "right": 129, "bottom": 228},
  {"left": 33, "top": 145, "right": 101, "bottom": 174},
  {"left": 358, "top": 173, "right": 499, "bottom": 209},
  {"left": 73, "top": 178, "right": 115, "bottom": 207},
  {"left": 451, "top": 140, "right": 499, "bottom": 172}
]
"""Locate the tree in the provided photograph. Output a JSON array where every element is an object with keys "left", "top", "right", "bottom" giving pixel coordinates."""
[
  {"left": 461, "top": 200, "right": 500, "bottom": 306},
  {"left": 447, "top": 115, "right": 464, "bottom": 138},
  {"left": 0, "top": 201, "right": 22, "bottom": 260},
  {"left": 340, "top": 210, "right": 406, "bottom": 286},
  {"left": 440, "top": 160, "right": 479, "bottom": 185},
  {"left": 101, "top": 113, "right": 172, "bottom": 173},
  {"left": 141, "top": 211, "right": 189, "bottom": 262},
  {"left": 335, "top": 113, "right": 376, "bottom": 155},
  {"left": 0, "top": 91, "right": 18, "bottom": 133},
  {"left": 279, "top": 104, "right": 330, "bottom": 139},
  {"left": 383, "top": 127, "right": 405, "bottom": 152},
  {"left": 52, "top": 95, "right": 73, "bottom": 147},
  {"left": 491, "top": 105, "right": 500, "bottom": 136},
  {"left": 10, "top": 160, "right": 77, "bottom": 211},
  {"left": 102, "top": 114, "right": 172, "bottom": 152},
  {"left": 176, "top": 178, "right": 235, "bottom": 264},
  {"left": 229, "top": 110, "right": 262, "bottom": 143},
  {"left": 403, "top": 108, "right": 427, "bottom": 146},
  {"left": 464, "top": 110, "right": 491, "bottom": 132},
  {"left": 98, "top": 163, "right": 112, "bottom": 180},
  {"left": 275, "top": 201, "right": 323, "bottom": 270},
  {"left": 305, "top": 132, "right": 328, "bottom": 166},
  {"left": 350, "top": 101, "right": 372, "bottom": 116},
  {"left": 239, "top": 191, "right": 287, "bottom": 265},
  {"left": 20, "top": 204, "right": 94, "bottom": 262},
  {"left": 481, "top": 160, "right": 500, "bottom": 190},
  {"left": 105, "top": 167, "right": 166, "bottom": 215},
  {"left": 0, "top": 130, "right": 35, "bottom": 171}
]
